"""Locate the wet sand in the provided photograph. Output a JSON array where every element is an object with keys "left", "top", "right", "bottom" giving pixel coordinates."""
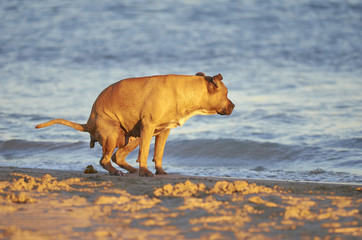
[{"left": 0, "top": 166, "right": 361, "bottom": 239}]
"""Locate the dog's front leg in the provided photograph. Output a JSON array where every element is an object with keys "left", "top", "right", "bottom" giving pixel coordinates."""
[
  {"left": 138, "top": 123, "right": 154, "bottom": 177},
  {"left": 153, "top": 129, "right": 170, "bottom": 175}
]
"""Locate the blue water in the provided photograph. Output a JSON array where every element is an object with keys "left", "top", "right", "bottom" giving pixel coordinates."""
[{"left": 1, "top": 0, "right": 362, "bottom": 183}]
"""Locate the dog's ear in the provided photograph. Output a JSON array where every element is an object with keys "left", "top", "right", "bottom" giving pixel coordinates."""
[
  {"left": 214, "top": 73, "right": 223, "bottom": 81},
  {"left": 204, "top": 76, "right": 216, "bottom": 86},
  {"left": 195, "top": 72, "right": 205, "bottom": 76},
  {"left": 205, "top": 76, "right": 218, "bottom": 93},
  {"left": 207, "top": 74, "right": 223, "bottom": 93}
]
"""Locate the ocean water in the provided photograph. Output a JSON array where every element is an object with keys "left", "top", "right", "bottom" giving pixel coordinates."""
[{"left": 1, "top": 0, "right": 361, "bottom": 183}]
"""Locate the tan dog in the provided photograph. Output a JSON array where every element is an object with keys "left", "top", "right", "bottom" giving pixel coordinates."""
[{"left": 36, "top": 73, "right": 235, "bottom": 176}]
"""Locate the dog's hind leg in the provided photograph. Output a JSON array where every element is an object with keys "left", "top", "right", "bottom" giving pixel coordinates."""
[
  {"left": 99, "top": 138, "right": 123, "bottom": 176},
  {"left": 112, "top": 137, "right": 139, "bottom": 173},
  {"left": 97, "top": 120, "right": 124, "bottom": 176}
]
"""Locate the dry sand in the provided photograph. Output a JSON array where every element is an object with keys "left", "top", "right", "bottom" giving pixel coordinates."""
[{"left": 0, "top": 166, "right": 361, "bottom": 239}]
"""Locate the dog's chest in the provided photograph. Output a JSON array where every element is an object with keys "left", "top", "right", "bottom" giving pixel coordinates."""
[{"left": 155, "top": 109, "right": 212, "bottom": 132}]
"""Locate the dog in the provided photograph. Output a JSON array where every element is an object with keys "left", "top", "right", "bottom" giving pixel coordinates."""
[{"left": 36, "top": 72, "right": 235, "bottom": 177}]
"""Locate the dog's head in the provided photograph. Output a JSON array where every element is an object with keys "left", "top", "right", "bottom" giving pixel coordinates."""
[{"left": 196, "top": 72, "right": 235, "bottom": 115}]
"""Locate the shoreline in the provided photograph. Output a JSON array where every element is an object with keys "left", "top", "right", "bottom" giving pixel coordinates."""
[
  {"left": 1, "top": 166, "right": 361, "bottom": 239},
  {"left": 1, "top": 166, "right": 361, "bottom": 189},
  {"left": 2, "top": 165, "right": 361, "bottom": 184}
]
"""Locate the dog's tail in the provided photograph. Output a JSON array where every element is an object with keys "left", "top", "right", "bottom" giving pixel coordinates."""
[{"left": 35, "top": 119, "right": 88, "bottom": 132}]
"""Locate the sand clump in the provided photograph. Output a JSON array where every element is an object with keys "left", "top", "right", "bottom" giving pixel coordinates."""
[
  {"left": 5, "top": 192, "right": 36, "bottom": 204},
  {"left": 95, "top": 192, "right": 161, "bottom": 212},
  {"left": 0, "top": 173, "right": 112, "bottom": 194},
  {"left": 178, "top": 196, "right": 224, "bottom": 212},
  {"left": 153, "top": 180, "right": 281, "bottom": 197},
  {"left": 153, "top": 180, "right": 206, "bottom": 197},
  {"left": 0, "top": 173, "right": 112, "bottom": 208},
  {"left": 208, "top": 180, "right": 280, "bottom": 195},
  {"left": 1, "top": 173, "right": 82, "bottom": 193},
  {"left": 248, "top": 196, "right": 278, "bottom": 207}
]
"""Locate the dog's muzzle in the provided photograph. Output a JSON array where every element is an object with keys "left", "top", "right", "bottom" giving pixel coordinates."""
[{"left": 218, "top": 101, "right": 235, "bottom": 116}]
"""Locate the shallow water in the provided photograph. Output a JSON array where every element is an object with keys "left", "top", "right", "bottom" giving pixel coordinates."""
[{"left": 1, "top": 0, "right": 361, "bottom": 183}]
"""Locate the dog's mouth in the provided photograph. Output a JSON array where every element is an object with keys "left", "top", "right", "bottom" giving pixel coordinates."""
[
  {"left": 218, "top": 110, "right": 231, "bottom": 116},
  {"left": 218, "top": 102, "right": 235, "bottom": 116}
]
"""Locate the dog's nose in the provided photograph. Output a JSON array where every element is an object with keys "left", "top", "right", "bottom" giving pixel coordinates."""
[
  {"left": 229, "top": 101, "right": 235, "bottom": 111},
  {"left": 231, "top": 102, "right": 235, "bottom": 109},
  {"left": 229, "top": 102, "right": 235, "bottom": 113}
]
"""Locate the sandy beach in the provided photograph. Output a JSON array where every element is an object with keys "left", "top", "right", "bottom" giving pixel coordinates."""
[{"left": 0, "top": 166, "right": 361, "bottom": 239}]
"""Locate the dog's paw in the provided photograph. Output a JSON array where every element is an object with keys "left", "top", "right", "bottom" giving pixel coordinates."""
[
  {"left": 139, "top": 168, "right": 154, "bottom": 177},
  {"left": 128, "top": 167, "right": 138, "bottom": 174},
  {"left": 110, "top": 170, "right": 124, "bottom": 176},
  {"left": 155, "top": 168, "right": 168, "bottom": 175}
]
